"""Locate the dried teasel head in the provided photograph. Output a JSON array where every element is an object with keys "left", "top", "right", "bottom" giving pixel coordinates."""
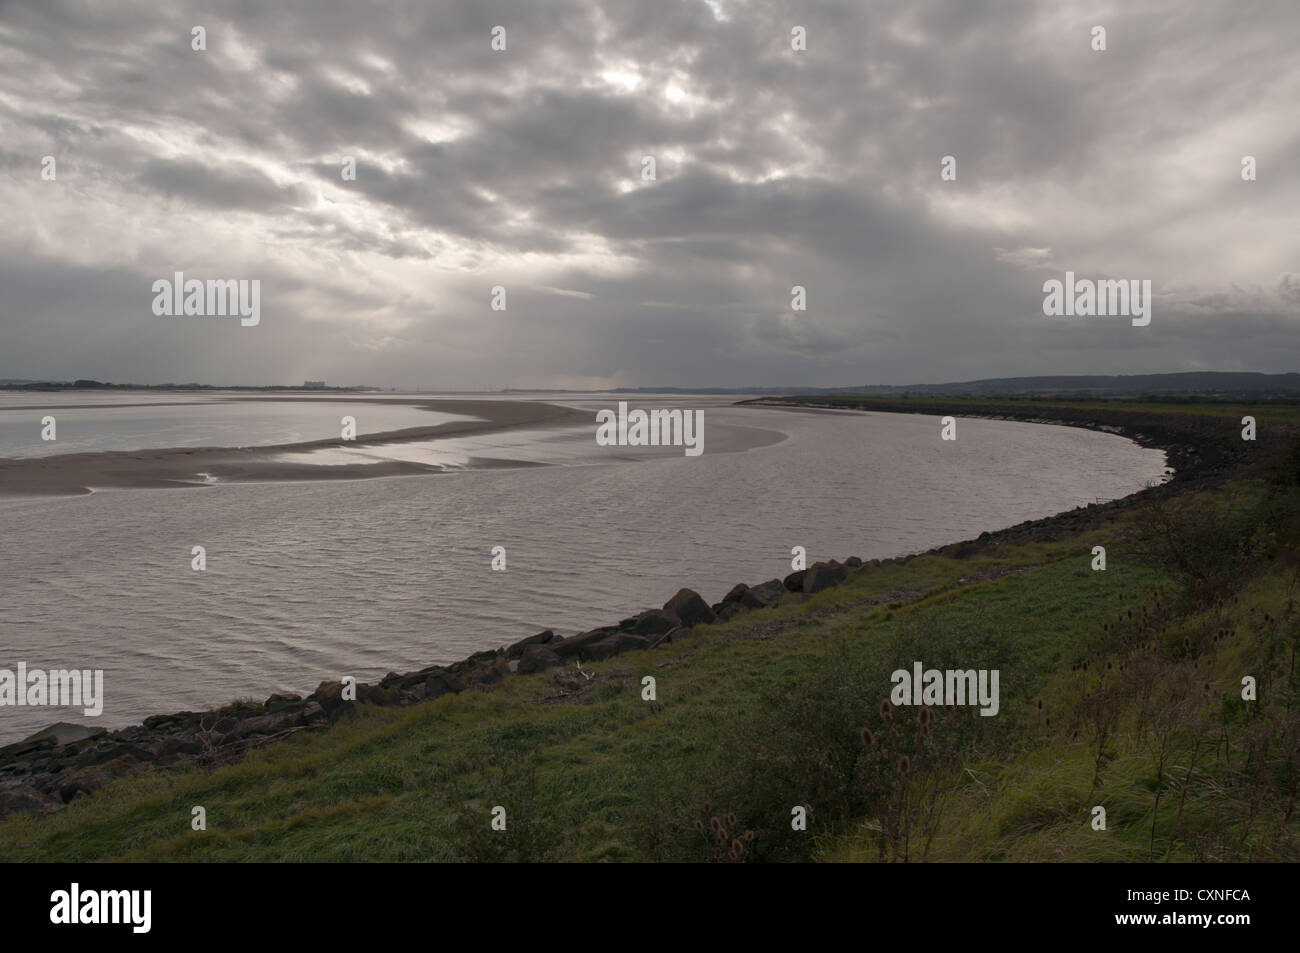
[
  {"left": 881, "top": 699, "right": 893, "bottom": 721},
  {"left": 861, "top": 727, "right": 874, "bottom": 747}
]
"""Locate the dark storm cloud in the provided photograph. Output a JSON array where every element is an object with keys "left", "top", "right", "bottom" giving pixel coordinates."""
[{"left": 0, "top": 0, "right": 1297, "bottom": 387}]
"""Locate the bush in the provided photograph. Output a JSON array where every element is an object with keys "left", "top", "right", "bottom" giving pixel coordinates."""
[
  {"left": 1135, "top": 487, "right": 1288, "bottom": 606},
  {"left": 641, "top": 611, "right": 1007, "bottom": 862}
]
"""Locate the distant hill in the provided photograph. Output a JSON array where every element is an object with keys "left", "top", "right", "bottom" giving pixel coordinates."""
[
  {"left": 510, "top": 372, "right": 1300, "bottom": 399},
  {"left": 827, "top": 372, "right": 1300, "bottom": 399}
]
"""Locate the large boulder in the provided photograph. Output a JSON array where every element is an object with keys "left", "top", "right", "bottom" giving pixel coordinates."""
[
  {"left": 721, "top": 583, "right": 751, "bottom": 605},
  {"left": 459, "top": 656, "right": 511, "bottom": 688},
  {"left": 715, "top": 603, "right": 743, "bottom": 622},
  {"left": 783, "top": 570, "right": 807, "bottom": 592},
  {"left": 262, "top": 693, "right": 303, "bottom": 713},
  {"left": 624, "top": 609, "right": 680, "bottom": 636},
  {"left": 662, "top": 588, "right": 716, "bottom": 627},
  {"left": 141, "top": 711, "right": 205, "bottom": 733},
  {"left": 19, "top": 722, "right": 107, "bottom": 749},
  {"left": 741, "top": 579, "right": 785, "bottom": 609},
  {"left": 307, "top": 681, "right": 356, "bottom": 721},
  {"left": 223, "top": 709, "right": 300, "bottom": 742},
  {"left": 72, "top": 740, "right": 156, "bottom": 769},
  {"left": 0, "top": 736, "right": 56, "bottom": 764},
  {"left": 803, "top": 561, "right": 848, "bottom": 594},
  {"left": 422, "top": 670, "right": 464, "bottom": 700},
  {"left": 506, "top": 629, "right": 555, "bottom": 660},
  {"left": 382, "top": 663, "right": 457, "bottom": 693},
  {"left": 517, "top": 644, "right": 564, "bottom": 674},
  {"left": 551, "top": 626, "right": 621, "bottom": 659},
  {"left": 583, "top": 633, "right": 650, "bottom": 661},
  {"left": 359, "top": 684, "right": 403, "bottom": 706}
]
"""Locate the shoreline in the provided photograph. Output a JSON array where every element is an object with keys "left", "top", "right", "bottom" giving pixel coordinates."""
[
  {"left": 2, "top": 398, "right": 1291, "bottom": 819},
  {"left": 739, "top": 396, "right": 1276, "bottom": 487},
  {"left": 737, "top": 397, "right": 1297, "bottom": 553},
  {"left": 0, "top": 397, "right": 590, "bottom": 496}
]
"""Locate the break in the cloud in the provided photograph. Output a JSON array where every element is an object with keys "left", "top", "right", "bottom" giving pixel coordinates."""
[{"left": 0, "top": 0, "right": 1297, "bottom": 388}]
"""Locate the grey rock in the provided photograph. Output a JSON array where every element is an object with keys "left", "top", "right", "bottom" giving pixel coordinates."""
[
  {"left": 716, "top": 603, "right": 743, "bottom": 622},
  {"left": 803, "top": 561, "right": 848, "bottom": 594},
  {"left": 517, "top": 644, "right": 564, "bottom": 674},
  {"left": 422, "top": 671, "right": 465, "bottom": 700},
  {"left": 721, "top": 583, "right": 751, "bottom": 604},
  {"left": 741, "top": 579, "right": 785, "bottom": 608},
  {"left": 506, "top": 629, "right": 555, "bottom": 660},
  {"left": 626, "top": 609, "right": 680, "bottom": 636},
  {"left": 19, "top": 722, "right": 107, "bottom": 749},
  {"left": 662, "top": 588, "right": 716, "bottom": 627},
  {"left": 263, "top": 693, "right": 303, "bottom": 712},
  {"left": 583, "top": 633, "right": 650, "bottom": 661},
  {"left": 552, "top": 627, "right": 621, "bottom": 659}
]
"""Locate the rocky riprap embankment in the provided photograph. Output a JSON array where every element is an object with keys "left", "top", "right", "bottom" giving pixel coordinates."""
[{"left": 0, "top": 562, "right": 867, "bottom": 821}]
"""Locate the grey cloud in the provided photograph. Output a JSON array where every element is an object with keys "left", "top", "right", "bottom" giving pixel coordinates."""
[
  {"left": 0, "top": 0, "right": 1297, "bottom": 388},
  {"left": 137, "top": 157, "right": 307, "bottom": 210}
]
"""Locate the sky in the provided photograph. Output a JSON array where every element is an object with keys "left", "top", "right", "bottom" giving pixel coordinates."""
[{"left": 1, "top": 0, "right": 1297, "bottom": 389}]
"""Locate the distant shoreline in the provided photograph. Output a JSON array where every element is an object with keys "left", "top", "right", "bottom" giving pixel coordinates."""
[
  {"left": 743, "top": 395, "right": 1300, "bottom": 499},
  {"left": 0, "top": 397, "right": 589, "bottom": 496}
]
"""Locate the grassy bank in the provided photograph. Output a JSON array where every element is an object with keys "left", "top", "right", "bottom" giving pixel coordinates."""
[{"left": 3, "top": 398, "right": 1298, "bottom": 862}]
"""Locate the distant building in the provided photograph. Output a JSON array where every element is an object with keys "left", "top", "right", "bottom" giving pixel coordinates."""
[{"left": 304, "top": 380, "right": 326, "bottom": 389}]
